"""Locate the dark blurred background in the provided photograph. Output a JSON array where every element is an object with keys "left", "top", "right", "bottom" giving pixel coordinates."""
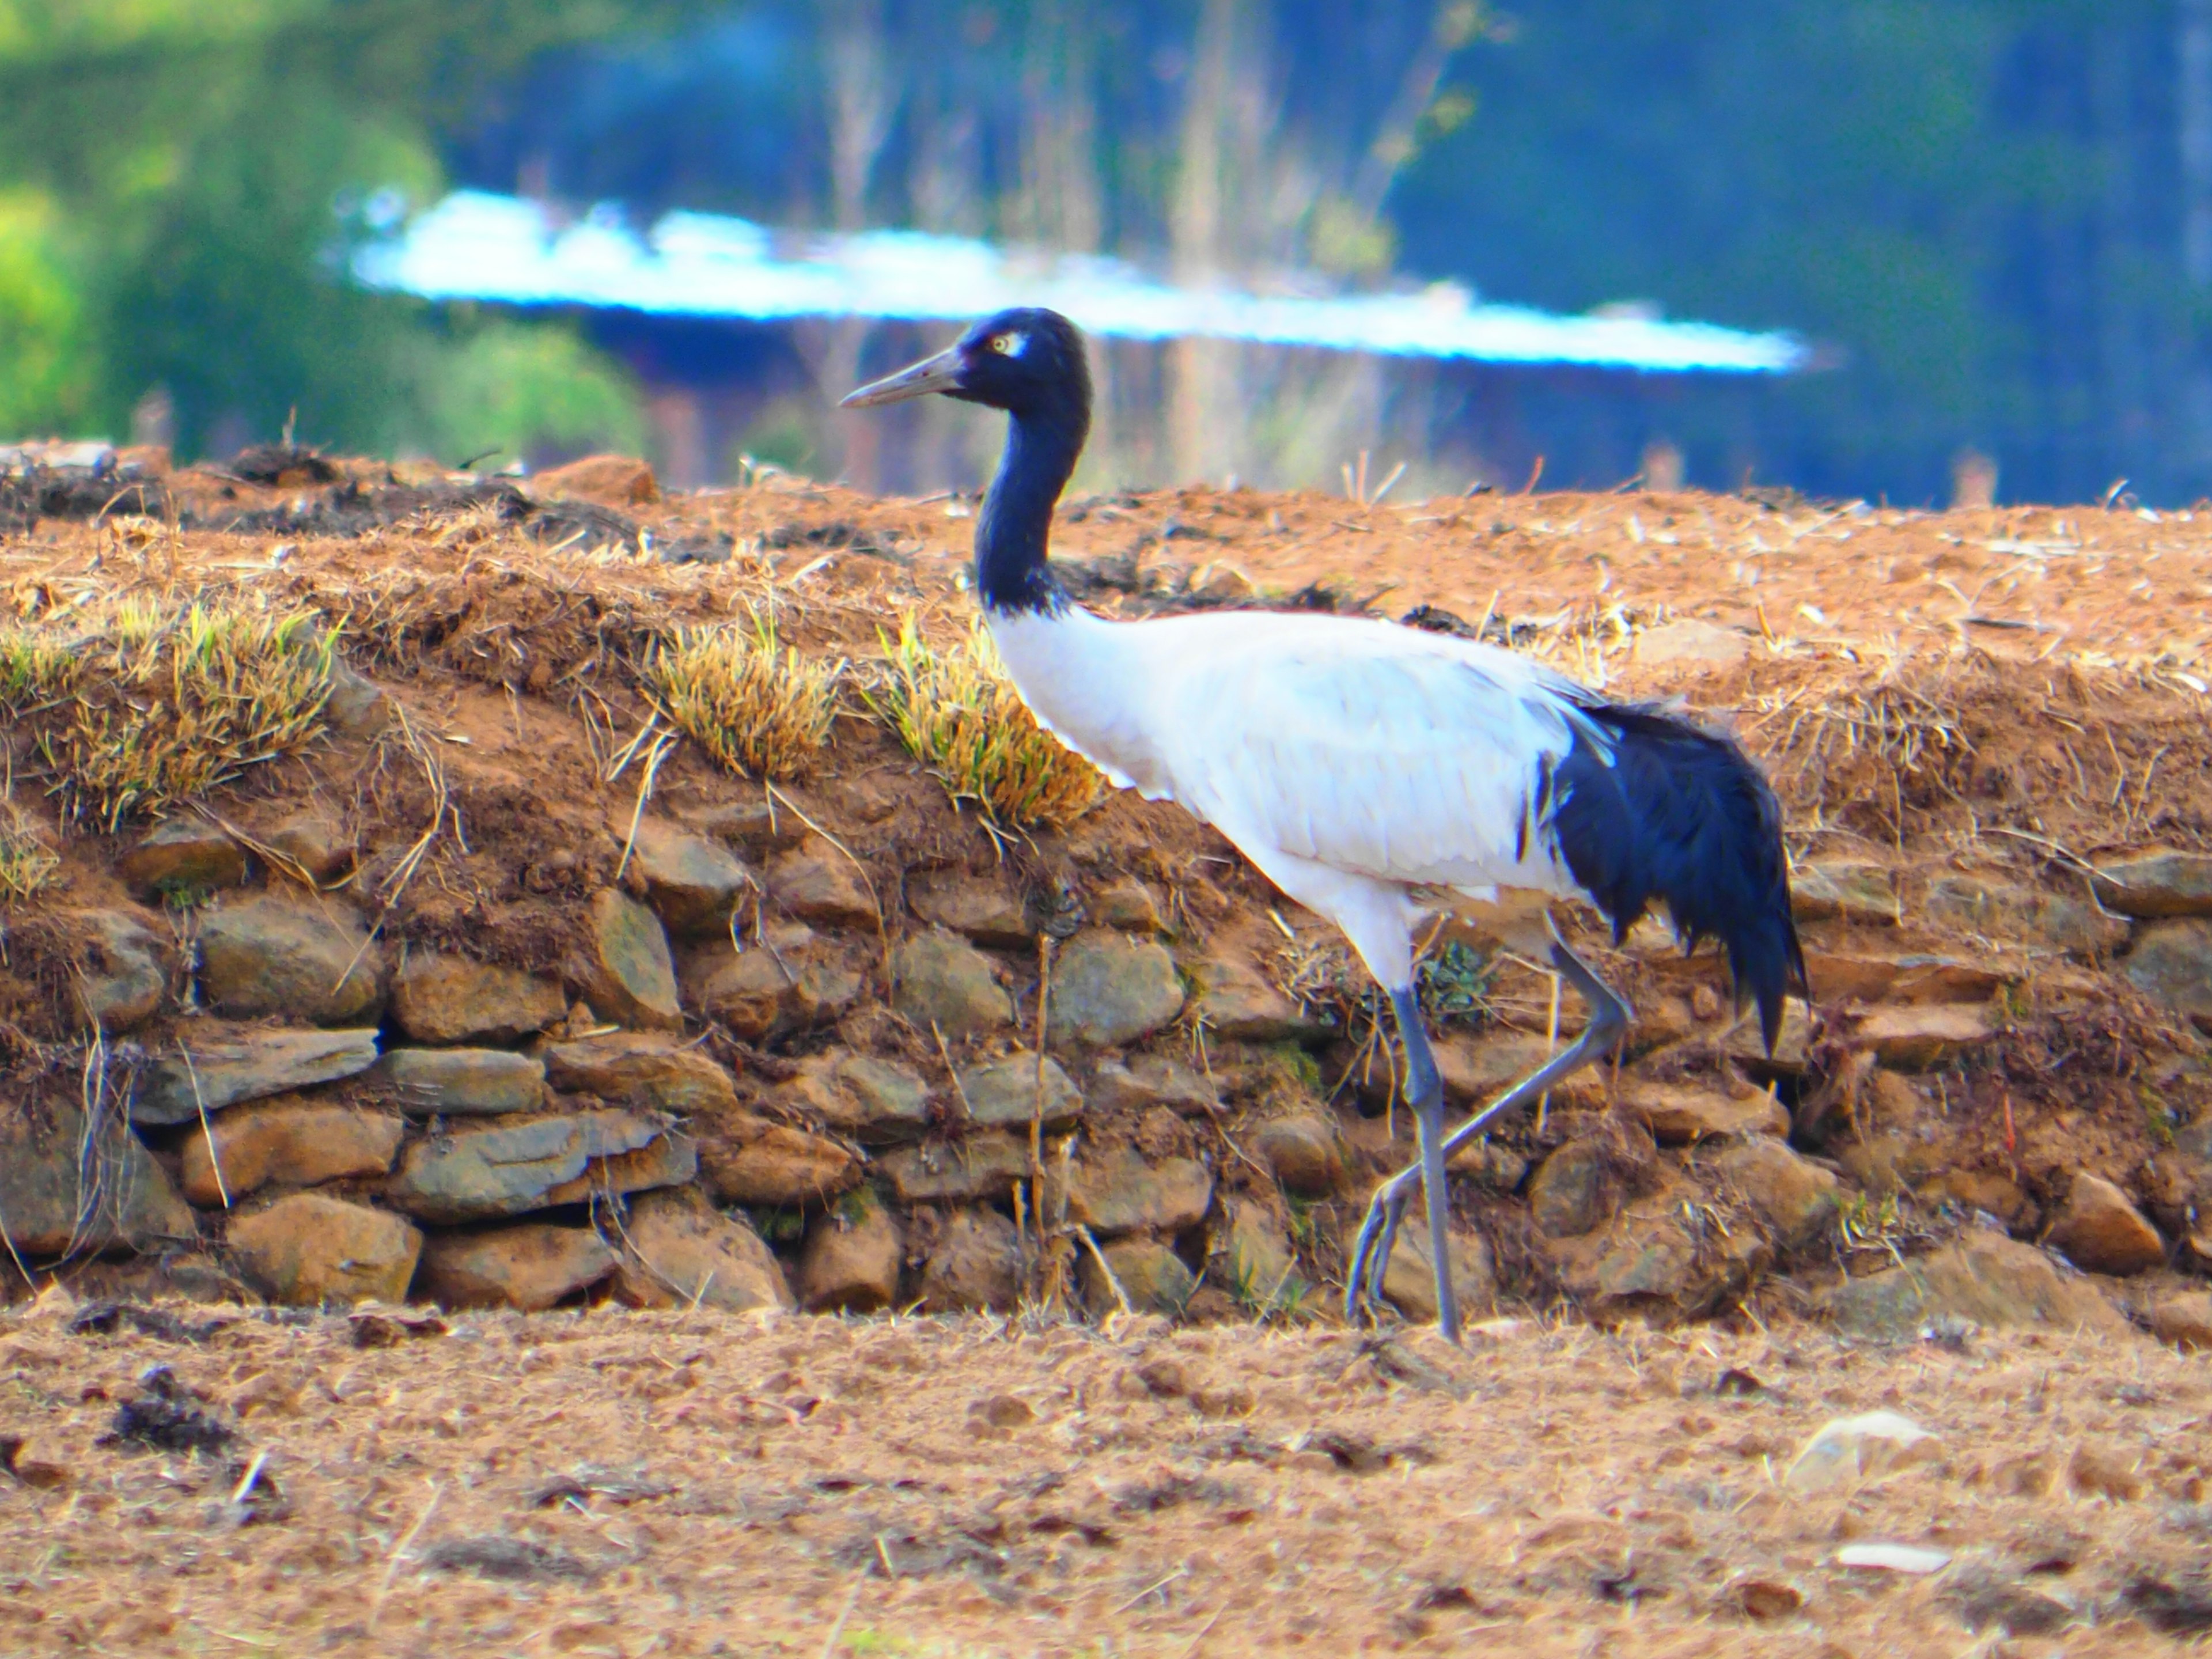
[{"left": 2, "top": 1, "right": 2205, "bottom": 504}]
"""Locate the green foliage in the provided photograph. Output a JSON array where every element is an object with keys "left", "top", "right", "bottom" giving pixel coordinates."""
[
  {"left": 426, "top": 319, "right": 646, "bottom": 468},
  {"left": 0, "top": 189, "right": 92, "bottom": 434},
  {"left": 1417, "top": 939, "right": 1496, "bottom": 1027}
]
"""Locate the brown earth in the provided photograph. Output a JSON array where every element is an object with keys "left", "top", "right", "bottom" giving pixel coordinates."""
[{"left": 5, "top": 457, "right": 2212, "bottom": 1652}]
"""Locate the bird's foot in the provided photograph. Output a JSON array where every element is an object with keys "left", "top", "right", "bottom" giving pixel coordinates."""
[{"left": 1344, "top": 1165, "right": 1422, "bottom": 1323}]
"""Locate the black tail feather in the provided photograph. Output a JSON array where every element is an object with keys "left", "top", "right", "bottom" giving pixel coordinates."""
[{"left": 1548, "top": 700, "right": 1808, "bottom": 1051}]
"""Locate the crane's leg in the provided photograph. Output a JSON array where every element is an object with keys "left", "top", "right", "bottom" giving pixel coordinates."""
[
  {"left": 1347, "top": 932, "right": 1631, "bottom": 1325},
  {"left": 1386, "top": 984, "right": 1460, "bottom": 1344}
]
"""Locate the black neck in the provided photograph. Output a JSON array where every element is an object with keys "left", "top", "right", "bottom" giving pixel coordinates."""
[{"left": 975, "top": 403, "right": 1086, "bottom": 615}]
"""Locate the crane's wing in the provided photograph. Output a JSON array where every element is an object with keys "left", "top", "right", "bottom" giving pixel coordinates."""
[{"left": 1146, "top": 626, "right": 1588, "bottom": 895}]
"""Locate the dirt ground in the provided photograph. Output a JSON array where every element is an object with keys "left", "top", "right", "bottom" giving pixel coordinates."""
[{"left": 4, "top": 1290, "right": 2209, "bottom": 1658}]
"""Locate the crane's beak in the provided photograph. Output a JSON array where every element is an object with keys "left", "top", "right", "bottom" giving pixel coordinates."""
[{"left": 839, "top": 346, "right": 965, "bottom": 408}]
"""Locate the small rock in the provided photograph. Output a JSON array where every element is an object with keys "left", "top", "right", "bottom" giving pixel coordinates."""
[
  {"left": 1720, "top": 1000, "right": 1815, "bottom": 1071},
  {"left": 0, "top": 1098, "right": 195, "bottom": 1253},
  {"left": 1253, "top": 1113, "right": 1344, "bottom": 1195},
  {"left": 2148, "top": 1291, "right": 2212, "bottom": 1351},
  {"left": 66, "top": 908, "right": 173, "bottom": 1032},
  {"left": 2067, "top": 1441, "right": 2144, "bottom": 1501},
  {"left": 782, "top": 1051, "right": 931, "bottom": 1144},
  {"left": 133, "top": 1026, "right": 381, "bottom": 1124},
  {"left": 323, "top": 658, "right": 391, "bottom": 737},
  {"left": 877, "top": 1133, "right": 1032, "bottom": 1203},
  {"left": 181, "top": 1100, "right": 404, "bottom": 1205},
  {"left": 2093, "top": 849, "right": 2212, "bottom": 918},
  {"left": 766, "top": 837, "right": 877, "bottom": 929},
  {"left": 1837, "top": 1543, "right": 1951, "bottom": 1575},
  {"left": 118, "top": 819, "right": 245, "bottom": 897},
  {"left": 1925, "top": 1168, "right": 2039, "bottom": 1231},
  {"left": 1529, "top": 1136, "right": 1615, "bottom": 1238},
  {"left": 1433, "top": 1032, "right": 1599, "bottom": 1110},
  {"left": 1089, "top": 1054, "right": 1218, "bottom": 1116},
  {"left": 1, "top": 1435, "right": 74, "bottom": 1489},
  {"left": 1380, "top": 1221, "right": 1495, "bottom": 1324},
  {"left": 955, "top": 1052, "right": 1082, "bottom": 1130},
  {"left": 1047, "top": 931, "right": 1185, "bottom": 1047},
  {"left": 681, "top": 940, "right": 857, "bottom": 1040},
  {"left": 1082, "top": 1237, "right": 1194, "bottom": 1317},
  {"left": 796, "top": 1191, "right": 903, "bottom": 1312},
  {"left": 539, "top": 1033, "right": 737, "bottom": 1115},
  {"left": 1792, "top": 861, "right": 1899, "bottom": 925},
  {"left": 695, "top": 1113, "right": 858, "bottom": 1207},
  {"left": 893, "top": 930, "right": 1013, "bottom": 1038},
  {"left": 1217, "top": 1198, "right": 1300, "bottom": 1307},
  {"left": 1622, "top": 1080, "right": 1789, "bottom": 1145},
  {"left": 2124, "top": 918, "right": 2212, "bottom": 1027},
  {"left": 1059, "top": 1148, "right": 1213, "bottom": 1236},
  {"left": 583, "top": 888, "right": 682, "bottom": 1031},
  {"left": 1822, "top": 1230, "right": 2126, "bottom": 1339},
  {"left": 908, "top": 873, "right": 1031, "bottom": 946},
  {"left": 268, "top": 813, "right": 353, "bottom": 881},
  {"left": 1926, "top": 876, "right": 2127, "bottom": 955},
  {"left": 1445, "top": 1138, "right": 1528, "bottom": 1189},
  {"left": 1093, "top": 878, "right": 1164, "bottom": 933},
  {"left": 371, "top": 1048, "right": 547, "bottom": 1116},
  {"left": 624, "top": 819, "right": 751, "bottom": 936},
  {"left": 609, "top": 1188, "right": 793, "bottom": 1313},
  {"left": 1857, "top": 1003, "right": 1996, "bottom": 1069},
  {"left": 1569, "top": 1211, "right": 1756, "bottom": 1321},
  {"left": 197, "top": 893, "right": 387, "bottom": 1025},
  {"left": 918, "top": 1206, "right": 1021, "bottom": 1310},
  {"left": 2044, "top": 1173, "right": 2164, "bottom": 1275},
  {"left": 535, "top": 452, "right": 660, "bottom": 506},
  {"left": 416, "top": 1224, "right": 617, "bottom": 1311},
  {"left": 1784, "top": 1411, "right": 1938, "bottom": 1493},
  {"left": 1631, "top": 618, "right": 1751, "bottom": 667},
  {"left": 1940, "top": 1563, "right": 2075, "bottom": 1636},
  {"left": 385, "top": 1110, "right": 694, "bottom": 1224},
  {"left": 226, "top": 1194, "right": 421, "bottom": 1306},
  {"left": 1735, "top": 1580, "right": 1805, "bottom": 1621},
  {"left": 541, "top": 1127, "right": 697, "bottom": 1208},
  {"left": 691, "top": 799, "right": 805, "bottom": 858},
  {"left": 1194, "top": 949, "right": 1332, "bottom": 1041},
  {"left": 1715, "top": 1138, "right": 1842, "bottom": 1251},
  {"left": 390, "top": 951, "right": 567, "bottom": 1045}
]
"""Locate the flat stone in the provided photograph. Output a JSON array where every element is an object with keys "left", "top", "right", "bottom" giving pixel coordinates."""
[
  {"left": 1858, "top": 1003, "right": 1995, "bottom": 1069},
  {"left": 371, "top": 1048, "right": 546, "bottom": 1116},
  {"left": 584, "top": 888, "right": 682, "bottom": 1031},
  {"left": 695, "top": 1113, "right": 858, "bottom": 1207},
  {"left": 416, "top": 1224, "right": 617, "bottom": 1311},
  {"left": 1923, "top": 1167, "right": 2039, "bottom": 1231},
  {"left": 385, "top": 1110, "right": 693, "bottom": 1224},
  {"left": 1715, "top": 1138, "right": 1841, "bottom": 1251},
  {"left": 609, "top": 1187, "right": 792, "bottom": 1313},
  {"left": 1082, "top": 1237, "right": 1193, "bottom": 1317},
  {"left": 198, "top": 893, "right": 386, "bottom": 1025},
  {"left": 767, "top": 837, "right": 878, "bottom": 929},
  {"left": 1623, "top": 1080, "right": 1789, "bottom": 1145},
  {"left": 118, "top": 818, "right": 245, "bottom": 897},
  {"left": 2044, "top": 1173, "right": 2164, "bottom": 1275},
  {"left": 1562, "top": 1210, "right": 1764, "bottom": 1324},
  {"left": 955, "top": 1053, "right": 1082, "bottom": 1131},
  {"left": 0, "top": 1099, "right": 195, "bottom": 1254},
  {"left": 796, "top": 1191, "right": 903, "bottom": 1312},
  {"left": 680, "top": 940, "right": 858, "bottom": 1040},
  {"left": 539, "top": 1033, "right": 737, "bottom": 1115},
  {"left": 893, "top": 930, "right": 1012, "bottom": 1038},
  {"left": 226, "top": 1194, "right": 421, "bottom": 1306},
  {"left": 134, "top": 1027, "right": 381, "bottom": 1124},
  {"left": 1217, "top": 1196, "right": 1300, "bottom": 1307},
  {"left": 1194, "top": 950, "right": 1333, "bottom": 1042},
  {"left": 908, "top": 873, "right": 1032, "bottom": 946},
  {"left": 690, "top": 799, "right": 805, "bottom": 858},
  {"left": 918, "top": 1206, "right": 1021, "bottom": 1311},
  {"left": 66, "top": 907, "right": 172, "bottom": 1032},
  {"left": 1822, "top": 1230, "right": 2126, "bottom": 1340},
  {"left": 2147, "top": 1291, "right": 2212, "bottom": 1351},
  {"left": 782, "top": 1051, "right": 931, "bottom": 1144},
  {"left": 1792, "top": 861, "right": 1899, "bottom": 926},
  {"left": 2093, "top": 849, "right": 2212, "bottom": 918},
  {"left": 391, "top": 951, "right": 567, "bottom": 1046},
  {"left": 1926, "top": 876, "right": 2127, "bottom": 955},
  {"left": 626, "top": 818, "right": 751, "bottom": 936},
  {"left": 268, "top": 813, "right": 353, "bottom": 881},
  {"left": 2123, "top": 918, "right": 2212, "bottom": 1027},
  {"left": 541, "top": 1127, "right": 698, "bottom": 1208},
  {"left": 877, "top": 1132, "right": 1032, "bottom": 1204},
  {"left": 1253, "top": 1113, "right": 1344, "bottom": 1195},
  {"left": 1721, "top": 1000, "right": 1815, "bottom": 1071},
  {"left": 1380, "top": 1220, "right": 1495, "bottom": 1324},
  {"left": 534, "top": 451, "right": 660, "bottom": 505},
  {"left": 1805, "top": 951, "right": 2003, "bottom": 1006},
  {"left": 181, "top": 1100, "right": 403, "bottom": 1205},
  {"left": 1058, "top": 1149, "right": 1213, "bottom": 1236},
  {"left": 1784, "top": 1411, "right": 1938, "bottom": 1494},
  {"left": 1093, "top": 878, "right": 1164, "bottom": 933},
  {"left": 1631, "top": 617, "right": 1752, "bottom": 667},
  {"left": 1047, "top": 930, "right": 1185, "bottom": 1047},
  {"left": 1089, "top": 1054, "right": 1218, "bottom": 1116}
]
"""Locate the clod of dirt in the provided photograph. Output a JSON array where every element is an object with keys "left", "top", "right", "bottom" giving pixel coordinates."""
[
  {"left": 103, "top": 1365, "right": 235, "bottom": 1455},
  {"left": 528, "top": 1466, "right": 676, "bottom": 1509},
  {"left": 349, "top": 1309, "right": 449, "bottom": 1348},
  {"left": 69, "top": 1302, "right": 227, "bottom": 1344},
  {"left": 418, "top": 1536, "right": 604, "bottom": 1584},
  {"left": 227, "top": 443, "right": 338, "bottom": 486},
  {"left": 2122, "top": 1571, "right": 2212, "bottom": 1634}
]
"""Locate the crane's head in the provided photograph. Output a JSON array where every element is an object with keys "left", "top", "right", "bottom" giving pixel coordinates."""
[{"left": 840, "top": 308, "right": 1090, "bottom": 424}]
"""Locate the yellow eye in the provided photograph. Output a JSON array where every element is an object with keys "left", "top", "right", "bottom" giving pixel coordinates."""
[{"left": 990, "top": 335, "right": 1013, "bottom": 354}]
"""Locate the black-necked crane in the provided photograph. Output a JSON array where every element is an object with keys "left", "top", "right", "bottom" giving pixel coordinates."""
[{"left": 843, "top": 308, "right": 1806, "bottom": 1344}]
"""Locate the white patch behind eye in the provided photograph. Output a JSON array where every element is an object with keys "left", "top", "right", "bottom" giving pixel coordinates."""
[{"left": 1001, "top": 331, "right": 1028, "bottom": 357}]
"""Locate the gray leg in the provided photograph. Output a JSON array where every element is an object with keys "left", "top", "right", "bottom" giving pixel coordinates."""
[
  {"left": 1384, "top": 984, "right": 1460, "bottom": 1345},
  {"left": 1346, "top": 933, "right": 1631, "bottom": 1327}
]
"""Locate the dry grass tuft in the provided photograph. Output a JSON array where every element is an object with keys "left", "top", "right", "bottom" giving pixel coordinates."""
[
  {"left": 642, "top": 611, "right": 843, "bottom": 781},
  {"left": 0, "top": 801, "right": 59, "bottom": 900},
  {"left": 0, "top": 599, "right": 336, "bottom": 830},
  {"left": 868, "top": 613, "right": 1108, "bottom": 831}
]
